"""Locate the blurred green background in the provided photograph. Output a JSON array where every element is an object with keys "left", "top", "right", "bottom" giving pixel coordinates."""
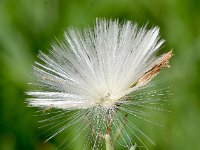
[{"left": 0, "top": 0, "right": 200, "bottom": 149}]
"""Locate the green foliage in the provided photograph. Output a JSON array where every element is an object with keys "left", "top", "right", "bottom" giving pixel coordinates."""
[{"left": 0, "top": 0, "right": 200, "bottom": 149}]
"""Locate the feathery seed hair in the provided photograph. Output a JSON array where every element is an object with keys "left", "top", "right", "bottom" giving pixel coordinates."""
[{"left": 27, "top": 19, "right": 172, "bottom": 149}]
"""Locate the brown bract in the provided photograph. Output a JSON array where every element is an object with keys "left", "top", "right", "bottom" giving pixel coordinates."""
[{"left": 135, "top": 50, "right": 173, "bottom": 87}]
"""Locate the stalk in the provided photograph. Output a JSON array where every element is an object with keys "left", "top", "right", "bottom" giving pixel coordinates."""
[
  {"left": 105, "top": 133, "right": 113, "bottom": 150},
  {"left": 105, "top": 109, "right": 114, "bottom": 150},
  {"left": 129, "top": 144, "right": 137, "bottom": 150}
]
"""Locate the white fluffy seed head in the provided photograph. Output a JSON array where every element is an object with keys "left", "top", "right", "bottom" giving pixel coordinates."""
[{"left": 27, "top": 19, "right": 169, "bottom": 110}]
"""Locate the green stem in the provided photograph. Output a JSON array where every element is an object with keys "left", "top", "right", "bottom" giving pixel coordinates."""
[
  {"left": 105, "top": 134, "right": 114, "bottom": 150},
  {"left": 129, "top": 143, "right": 137, "bottom": 150}
]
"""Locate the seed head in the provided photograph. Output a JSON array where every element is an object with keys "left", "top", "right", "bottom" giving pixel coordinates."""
[{"left": 27, "top": 19, "right": 172, "bottom": 149}]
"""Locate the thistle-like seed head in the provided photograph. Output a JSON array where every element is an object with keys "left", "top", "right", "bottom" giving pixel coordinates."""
[{"left": 26, "top": 18, "right": 172, "bottom": 149}]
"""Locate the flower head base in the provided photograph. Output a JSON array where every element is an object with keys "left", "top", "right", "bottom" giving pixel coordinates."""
[{"left": 27, "top": 19, "right": 172, "bottom": 149}]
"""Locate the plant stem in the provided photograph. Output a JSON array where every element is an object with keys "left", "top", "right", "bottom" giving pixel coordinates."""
[
  {"left": 105, "top": 133, "right": 113, "bottom": 150},
  {"left": 105, "top": 109, "right": 114, "bottom": 150},
  {"left": 129, "top": 143, "right": 137, "bottom": 150}
]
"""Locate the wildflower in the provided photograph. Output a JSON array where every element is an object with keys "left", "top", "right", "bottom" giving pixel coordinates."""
[{"left": 27, "top": 19, "right": 172, "bottom": 149}]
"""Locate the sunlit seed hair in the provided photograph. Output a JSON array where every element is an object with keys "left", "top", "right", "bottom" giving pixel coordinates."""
[{"left": 26, "top": 19, "right": 172, "bottom": 149}]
